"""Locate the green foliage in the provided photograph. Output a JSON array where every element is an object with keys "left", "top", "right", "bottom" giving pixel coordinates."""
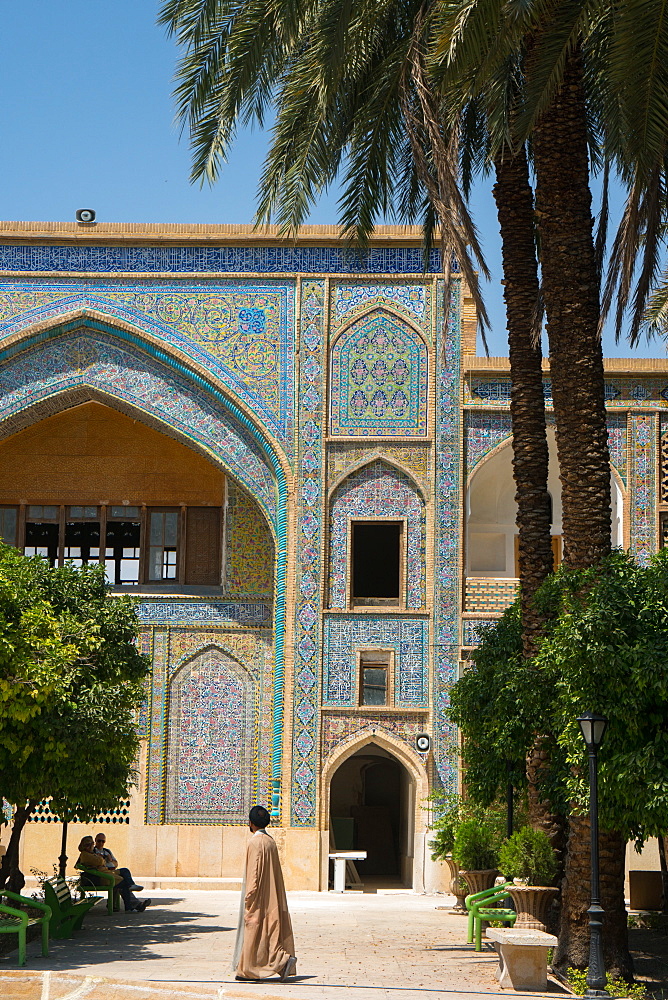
[
  {"left": 498, "top": 827, "right": 558, "bottom": 886},
  {"left": 450, "top": 551, "right": 668, "bottom": 848},
  {"left": 0, "top": 545, "right": 150, "bottom": 821},
  {"left": 452, "top": 818, "right": 499, "bottom": 871},
  {"left": 566, "top": 968, "right": 648, "bottom": 1000},
  {"left": 427, "top": 791, "right": 462, "bottom": 860}
]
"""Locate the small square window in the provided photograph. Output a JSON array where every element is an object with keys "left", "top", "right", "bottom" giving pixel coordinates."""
[{"left": 359, "top": 651, "right": 392, "bottom": 706}]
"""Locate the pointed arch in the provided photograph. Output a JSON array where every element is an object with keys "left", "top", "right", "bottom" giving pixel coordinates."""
[
  {"left": 330, "top": 307, "right": 429, "bottom": 437},
  {"left": 328, "top": 452, "right": 426, "bottom": 501},
  {"left": 0, "top": 317, "right": 290, "bottom": 816},
  {"left": 321, "top": 729, "right": 430, "bottom": 891}
]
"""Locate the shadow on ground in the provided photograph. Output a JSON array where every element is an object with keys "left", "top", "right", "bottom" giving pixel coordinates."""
[{"left": 0, "top": 897, "right": 233, "bottom": 972}]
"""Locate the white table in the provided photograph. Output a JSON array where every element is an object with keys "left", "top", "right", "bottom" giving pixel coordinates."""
[{"left": 328, "top": 851, "right": 367, "bottom": 892}]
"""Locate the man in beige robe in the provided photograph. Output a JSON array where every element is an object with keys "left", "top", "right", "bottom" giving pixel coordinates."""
[{"left": 233, "top": 805, "right": 297, "bottom": 981}]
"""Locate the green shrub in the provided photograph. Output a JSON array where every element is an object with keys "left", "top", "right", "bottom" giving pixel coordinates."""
[
  {"left": 428, "top": 792, "right": 460, "bottom": 860},
  {"left": 498, "top": 827, "right": 558, "bottom": 886},
  {"left": 452, "top": 818, "right": 499, "bottom": 870},
  {"left": 566, "top": 968, "right": 647, "bottom": 1000}
]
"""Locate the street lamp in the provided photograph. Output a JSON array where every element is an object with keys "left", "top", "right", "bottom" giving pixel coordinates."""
[{"left": 577, "top": 712, "right": 610, "bottom": 998}]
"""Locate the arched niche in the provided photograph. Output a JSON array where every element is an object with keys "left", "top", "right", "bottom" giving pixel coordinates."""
[
  {"left": 165, "top": 646, "right": 256, "bottom": 824},
  {"left": 466, "top": 428, "right": 624, "bottom": 577},
  {"left": 328, "top": 459, "right": 425, "bottom": 609},
  {"left": 330, "top": 309, "right": 428, "bottom": 437}
]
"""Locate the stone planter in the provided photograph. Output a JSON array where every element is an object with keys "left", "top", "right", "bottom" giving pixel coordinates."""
[
  {"left": 458, "top": 868, "right": 500, "bottom": 896},
  {"left": 507, "top": 885, "right": 559, "bottom": 932},
  {"left": 444, "top": 857, "right": 468, "bottom": 912}
]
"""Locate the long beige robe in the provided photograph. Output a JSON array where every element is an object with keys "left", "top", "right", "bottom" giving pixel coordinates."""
[{"left": 233, "top": 830, "right": 295, "bottom": 979}]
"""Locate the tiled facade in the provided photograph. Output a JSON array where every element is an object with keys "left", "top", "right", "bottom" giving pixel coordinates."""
[{"left": 5, "top": 222, "right": 667, "bottom": 890}]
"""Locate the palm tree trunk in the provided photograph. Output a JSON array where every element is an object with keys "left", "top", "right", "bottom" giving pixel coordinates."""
[
  {"left": 492, "top": 146, "right": 553, "bottom": 656},
  {"left": 532, "top": 45, "right": 628, "bottom": 977},
  {"left": 532, "top": 47, "right": 612, "bottom": 570},
  {"left": 493, "top": 147, "right": 565, "bottom": 852},
  {"left": 554, "top": 814, "right": 631, "bottom": 979}
]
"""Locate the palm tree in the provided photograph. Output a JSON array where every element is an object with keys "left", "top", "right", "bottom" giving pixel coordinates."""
[
  {"left": 159, "top": 0, "right": 637, "bottom": 974},
  {"left": 159, "top": 0, "right": 556, "bottom": 667}
]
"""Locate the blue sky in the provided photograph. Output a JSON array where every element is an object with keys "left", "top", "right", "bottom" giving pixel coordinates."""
[{"left": 0, "top": 1, "right": 662, "bottom": 358}]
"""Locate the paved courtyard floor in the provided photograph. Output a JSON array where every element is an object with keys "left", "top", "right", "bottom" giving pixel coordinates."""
[{"left": 0, "top": 890, "right": 570, "bottom": 1000}]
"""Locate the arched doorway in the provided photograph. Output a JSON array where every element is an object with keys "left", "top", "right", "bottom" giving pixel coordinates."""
[{"left": 329, "top": 742, "right": 416, "bottom": 887}]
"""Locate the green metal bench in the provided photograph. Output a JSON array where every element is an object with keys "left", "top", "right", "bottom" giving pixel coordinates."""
[
  {"left": 44, "top": 876, "right": 101, "bottom": 938},
  {"left": 0, "top": 890, "right": 51, "bottom": 966},
  {"left": 465, "top": 882, "right": 517, "bottom": 951},
  {"left": 75, "top": 864, "right": 119, "bottom": 914}
]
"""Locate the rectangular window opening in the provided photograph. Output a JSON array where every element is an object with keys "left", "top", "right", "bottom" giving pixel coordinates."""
[
  {"left": 25, "top": 521, "right": 59, "bottom": 565},
  {"left": 64, "top": 520, "right": 101, "bottom": 567},
  {"left": 351, "top": 521, "right": 401, "bottom": 606},
  {"left": 148, "top": 510, "right": 179, "bottom": 582},
  {"left": 360, "top": 651, "right": 391, "bottom": 706},
  {"left": 105, "top": 520, "right": 141, "bottom": 585},
  {"left": 0, "top": 507, "right": 18, "bottom": 547}
]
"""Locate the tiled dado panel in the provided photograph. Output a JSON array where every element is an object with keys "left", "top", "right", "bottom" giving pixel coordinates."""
[
  {"left": 629, "top": 413, "right": 658, "bottom": 567},
  {"left": 328, "top": 461, "right": 425, "bottom": 610},
  {"left": 330, "top": 310, "right": 428, "bottom": 437},
  {"left": 291, "top": 280, "right": 326, "bottom": 827},
  {"left": 0, "top": 280, "right": 295, "bottom": 447},
  {"left": 461, "top": 618, "right": 500, "bottom": 647},
  {"left": 322, "top": 615, "right": 429, "bottom": 707},
  {"left": 144, "top": 623, "right": 273, "bottom": 825}
]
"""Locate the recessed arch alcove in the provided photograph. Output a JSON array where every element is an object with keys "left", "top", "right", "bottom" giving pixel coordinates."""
[
  {"left": 466, "top": 428, "right": 624, "bottom": 577},
  {"left": 322, "top": 730, "right": 430, "bottom": 890},
  {"left": 0, "top": 319, "right": 290, "bottom": 812},
  {"left": 165, "top": 645, "right": 256, "bottom": 824}
]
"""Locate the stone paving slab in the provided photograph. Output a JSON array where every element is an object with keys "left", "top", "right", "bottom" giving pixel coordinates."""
[{"left": 0, "top": 891, "right": 569, "bottom": 1000}]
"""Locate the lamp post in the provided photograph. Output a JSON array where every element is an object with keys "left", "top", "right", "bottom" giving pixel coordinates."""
[{"left": 577, "top": 712, "right": 610, "bottom": 998}]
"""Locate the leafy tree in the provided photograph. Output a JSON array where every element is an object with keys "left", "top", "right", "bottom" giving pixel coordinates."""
[
  {"left": 450, "top": 550, "right": 668, "bottom": 975},
  {"left": 0, "top": 546, "right": 149, "bottom": 891}
]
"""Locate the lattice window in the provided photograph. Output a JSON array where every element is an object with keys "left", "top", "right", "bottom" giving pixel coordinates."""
[
  {"left": 660, "top": 512, "right": 668, "bottom": 548},
  {"left": 27, "top": 799, "right": 131, "bottom": 824},
  {"left": 661, "top": 428, "right": 668, "bottom": 503}
]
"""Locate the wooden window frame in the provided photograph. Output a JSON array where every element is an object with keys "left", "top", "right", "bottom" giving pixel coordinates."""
[
  {"left": 347, "top": 516, "right": 406, "bottom": 610},
  {"left": 356, "top": 649, "right": 395, "bottom": 707}
]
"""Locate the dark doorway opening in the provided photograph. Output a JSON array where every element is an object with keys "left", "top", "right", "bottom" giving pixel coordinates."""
[
  {"left": 329, "top": 744, "right": 414, "bottom": 886},
  {"left": 352, "top": 522, "right": 401, "bottom": 605}
]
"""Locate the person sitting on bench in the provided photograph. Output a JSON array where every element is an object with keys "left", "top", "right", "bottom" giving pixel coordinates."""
[{"left": 77, "top": 836, "right": 151, "bottom": 912}]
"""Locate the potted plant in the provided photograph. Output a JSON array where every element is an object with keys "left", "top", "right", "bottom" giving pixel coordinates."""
[
  {"left": 428, "top": 797, "right": 467, "bottom": 911},
  {"left": 498, "top": 827, "right": 559, "bottom": 931},
  {"left": 452, "top": 818, "right": 500, "bottom": 895}
]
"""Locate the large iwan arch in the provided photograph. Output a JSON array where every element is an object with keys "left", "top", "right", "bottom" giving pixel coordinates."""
[{"left": 0, "top": 317, "right": 292, "bottom": 814}]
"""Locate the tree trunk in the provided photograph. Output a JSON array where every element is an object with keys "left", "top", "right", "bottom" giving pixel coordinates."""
[
  {"left": 553, "top": 814, "right": 632, "bottom": 979},
  {"left": 658, "top": 834, "right": 668, "bottom": 914},
  {"left": 494, "top": 147, "right": 566, "bottom": 848},
  {"left": 0, "top": 800, "right": 36, "bottom": 894},
  {"left": 492, "top": 147, "right": 554, "bottom": 657},
  {"left": 533, "top": 47, "right": 612, "bottom": 570},
  {"left": 532, "top": 46, "right": 625, "bottom": 973}
]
